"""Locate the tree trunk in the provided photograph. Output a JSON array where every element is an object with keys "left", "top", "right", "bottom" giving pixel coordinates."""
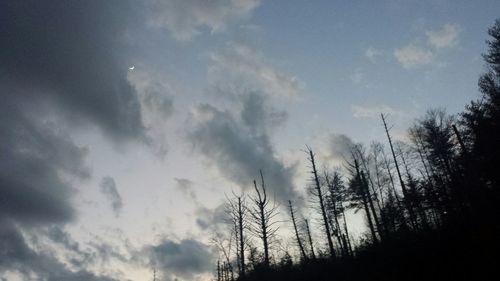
[
  {"left": 307, "top": 147, "right": 336, "bottom": 258},
  {"left": 289, "top": 200, "right": 307, "bottom": 260}
]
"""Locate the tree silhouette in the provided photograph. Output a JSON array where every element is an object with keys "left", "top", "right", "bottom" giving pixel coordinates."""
[
  {"left": 306, "top": 146, "right": 336, "bottom": 258},
  {"left": 212, "top": 17, "right": 500, "bottom": 281},
  {"left": 288, "top": 200, "right": 307, "bottom": 261},
  {"left": 248, "top": 170, "right": 280, "bottom": 267}
]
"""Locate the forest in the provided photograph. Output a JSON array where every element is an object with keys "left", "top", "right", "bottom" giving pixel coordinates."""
[{"left": 211, "top": 18, "right": 500, "bottom": 281}]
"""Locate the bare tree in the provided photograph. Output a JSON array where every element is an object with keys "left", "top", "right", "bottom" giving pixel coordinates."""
[
  {"left": 248, "top": 170, "right": 280, "bottom": 267},
  {"left": 351, "top": 158, "right": 379, "bottom": 243},
  {"left": 226, "top": 192, "right": 248, "bottom": 278},
  {"left": 381, "top": 113, "right": 418, "bottom": 228},
  {"left": 288, "top": 200, "right": 307, "bottom": 261},
  {"left": 304, "top": 219, "right": 317, "bottom": 260},
  {"left": 211, "top": 232, "right": 235, "bottom": 281},
  {"left": 306, "top": 146, "right": 336, "bottom": 258},
  {"left": 352, "top": 145, "right": 385, "bottom": 241}
]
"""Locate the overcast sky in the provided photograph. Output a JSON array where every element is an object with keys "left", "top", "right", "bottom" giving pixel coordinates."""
[{"left": 1, "top": 1, "right": 499, "bottom": 280}]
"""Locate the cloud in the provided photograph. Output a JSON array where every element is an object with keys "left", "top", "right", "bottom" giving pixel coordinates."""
[
  {"left": 149, "top": 0, "right": 261, "bottom": 41},
  {"left": 241, "top": 91, "right": 288, "bottom": 133},
  {"left": 351, "top": 104, "right": 403, "bottom": 119},
  {"left": 350, "top": 70, "right": 364, "bottom": 85},
  {"left": 365, "top": 47, "right": 383, "bottom": 62},
  {"left": 394, "top": 23, "right": 460, "bottom": 69},
  {"left": 394, "top": 44, "right": 434, "bottom": 68},
  {"left": 0, "top": 220, "right": 120, "bottom": 281},
  {"left": 322, "top": 134, "right": 356, "bottom": 166},
  {"left": 0, "top": 0, "right": 145, "bottom": 229},
  {"left": 0, "top": 1, "right": 146, "bottom": 278},
  {"left": 128, "top": 69, "right": 175, "bottom": 121},
  {"left": 195, "top": 203, "right": 227, "bottom": 231},
  {"left": 146, "top": 239, "right": 214, "bottom": 280},
  {"left": 46, "top": 226, "right": 81, "bottom": 253},
  {"left": 0, "top": 106, "right": 89, "bottom": 225},
  {"left": 208, "top": 43, "right": 303, "bottom": 98},
  {"left": 100, "top": 177, "right": 123, "bottom": 217},
  {"left": 127, "top": 68, "right": 177, "bottom": 159},
  {"left": 187, "top": 102, "right": 299, "bottom": 205},
  {"left": 174, "top": 178, "right": 197, "bottom": 201},
  {"left": 186, "top": 43, "right": 301, "bottom": 205},
  {"left": 0, "top": 0, "right": 146, "bottom": 142},
  {"left": 426, "top": 24, "right": 460, "bottom": 49}
]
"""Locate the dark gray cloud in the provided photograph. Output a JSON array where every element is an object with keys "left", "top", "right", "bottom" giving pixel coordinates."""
[
  {"left": 174, "top": 178, "right": 197, "bottom": 201},
  {"left": 44, "top": 226, "right": 129, "bottom": 272},
  {"left": 0, "top": 0, "right": 145, "bottom": 141},
  {"left": 190, "top": 43, "right": 301, "bottom": 205},
  {"left": 100, "top": 177, "right": 123, "bottom": 216},
  {"left": 146, "top": 238, "right": 214, "bottom": 280},
  {"left": 187, "top": 101, "right": 298, "bottom": 205},
  {"left": 0, "top": 105, "right": 89, "bottom": 225},
  {"left": 241, "top": 92, "right": 288, "bottom": 134},
  {"left": 0, "top": 0, "right": 142, "bottom": 225},
  {"left": 0, "top": 219, "right": 120, "bottom": 281},
  {"left": 195, "top": 203, "right": 227, "bottom": 231},
  {"left": 0, "top": 1, "right": 145, "bottom": 278},
  {"left": 325, "top": 134, "right": 356, "bottom": 163},
  {"left": 46, "top": 226, "right": 81, "bottom": 253}
]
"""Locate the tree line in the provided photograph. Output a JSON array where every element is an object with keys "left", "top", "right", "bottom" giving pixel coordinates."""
[{"left": 212, "top": 18, "right": 500, "bottom": 281}]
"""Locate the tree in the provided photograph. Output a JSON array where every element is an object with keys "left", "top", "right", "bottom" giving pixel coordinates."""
[
  {"left": 381, "top": 113, "right": 418, "bottom": 229},
  {"left": 306, "top": 146, "right": 336, "bottom": 258},
  {"left": 349, "top": 158, "right": 379, "bottom": 243},
  {"left": 288, "top": 200, "right": 307, "bottom": 261},
  {"left": 325, "top": 171, "right": 351, "bottom": 256},
  {"left": 462, "top": 19, "right": 500, "bottom": 202},
  {"left": 304, "top": 219, "right": 317, "bottom": 260},
  {"left": 249, "top": 170, "right": 280, "bottom": 267},
  {"left": 226, "top": 192, "right": 248, "bottom": 278}
]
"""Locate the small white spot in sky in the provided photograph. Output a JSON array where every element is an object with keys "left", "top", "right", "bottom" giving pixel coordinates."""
[{"left": 128, "top": 66, "right": 135, "bottom": 70}]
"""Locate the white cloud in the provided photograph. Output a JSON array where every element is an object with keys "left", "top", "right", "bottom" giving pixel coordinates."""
[
  {"left": 149, "top": 0, "right": 261, "bottom": 41},
  {"left": 350, "top": 69, "right": 364, "bottom": 84},
  {"left": 365, "top": 47, "right": 382, "bottom": 62},
  {"left": 394, "top": 44, "right": 434, "bottom": 68},
  {"left": 426, "top": 23, "right": 460, "bottom": 49},
  {"left": 208, "top": 43, "right": 303, "bottom": 98},
  {"left": 351, "top": 104, "right": 403, "bottom": 119},
  {"left": 393, "top": 23, "right": 460, "bottom": 69}
]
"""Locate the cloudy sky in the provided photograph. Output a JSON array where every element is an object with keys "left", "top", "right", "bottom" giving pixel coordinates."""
[{"left": 1, "top": 1, "right": 499, "bottom": 280}]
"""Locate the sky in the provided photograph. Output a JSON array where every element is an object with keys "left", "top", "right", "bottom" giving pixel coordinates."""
[{"left": 1, "top": 1, "right": 499, "bottom": 280}]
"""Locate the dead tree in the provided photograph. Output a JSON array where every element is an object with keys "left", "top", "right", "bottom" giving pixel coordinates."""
[
  {"left": 304, "top": 219, "right": 317, "bottom": 260},
  {"left": 353, "top": 158, "right": 379, "bottom": 243},
  {"left": 306, "top": 146, "right": 336, "bottom": 258},
  {"left": 352, "top": 145, "right": 385, "bottom": 241},
  {"left": 381, "top": 145, "right": 409, "bottom": 231},
  {"left": 340, "top": 208, "right": 353, "bottom": 256},
  {"left": 249, "top": 170, "right": 280, "bottom": 267},
  {"left": 226, "top": 192, "right": 248, "bottom": 278},
  {"left": 211, "top": 232, "right": 234, "bottom": 281},
  {"left": 381, "top": 113, "right": 418, "bottom": 229},
  {"left": 288, "top": 200, "right": 307, "bottom": 260}
]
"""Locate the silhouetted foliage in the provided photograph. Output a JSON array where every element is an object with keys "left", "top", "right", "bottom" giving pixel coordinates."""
[{"left": 212, "top": 18, "right": 500, "bottom": 281}]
